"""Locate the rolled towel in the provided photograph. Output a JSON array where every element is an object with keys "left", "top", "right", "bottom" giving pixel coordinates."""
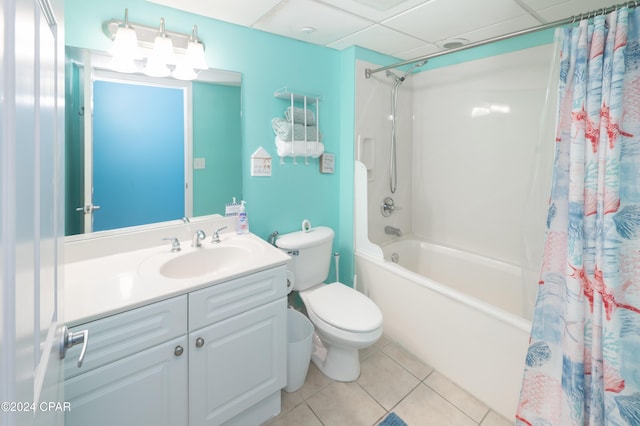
[
  {"left": 275, "top": 136, "right": 324, "bottom": 158},
  {"left": 272, "top": 118, "right": 321, "bottom": 142},
  {"left": 285, "top": 106, "right": 315, "bottom": 125}
]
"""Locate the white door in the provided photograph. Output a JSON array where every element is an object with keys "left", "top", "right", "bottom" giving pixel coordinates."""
[
  {"left": 0, "top": 0, "right": 66, "bottom": 424},
  {"left": 80, "top": 71, "right": 192, "bottom": 233}
]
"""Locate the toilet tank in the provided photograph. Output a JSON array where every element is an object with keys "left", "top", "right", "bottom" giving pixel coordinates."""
[{"left": 275, "top": 226, "right": 334, "bottom": 291}]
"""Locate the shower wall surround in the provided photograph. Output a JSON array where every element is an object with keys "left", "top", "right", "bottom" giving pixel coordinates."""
[
  {"left": 357, "top": 41, "right": 557, "bottom": 278},
  {"left": 355, "top": 61, "right": 414, "bottom": 244}
]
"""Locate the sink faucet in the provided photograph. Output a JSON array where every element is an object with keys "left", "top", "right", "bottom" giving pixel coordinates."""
[
  {"left": 162, "top": 237, "right": 181, "bottom": 252},
  {"left": 384, "top": 225, "right": 402, "bottom": 237},
  {"left": 192, "top": 229, "right": 206, "bottom": 247},
  {"left": 211, "top": 226, "right": 227, "bottom": 243}
]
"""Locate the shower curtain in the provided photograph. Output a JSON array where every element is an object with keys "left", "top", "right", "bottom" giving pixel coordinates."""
[{"left": 517, "top": 7, "right": 640, "bottom": 425}]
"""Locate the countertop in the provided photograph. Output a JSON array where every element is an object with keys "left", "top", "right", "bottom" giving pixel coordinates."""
[{"left": 64, "top": 230, "right": 290, "bottom": 327}]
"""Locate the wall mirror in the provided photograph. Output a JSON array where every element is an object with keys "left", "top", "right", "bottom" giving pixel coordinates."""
[{"left": 64, "top": 46, "right": 242, "bottom": 238}]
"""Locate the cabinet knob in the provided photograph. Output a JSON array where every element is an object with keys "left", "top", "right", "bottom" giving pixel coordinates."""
[
  {"left": 174, "top": 345, "right": 184, "bottom": 357},
  {"left": 195, "top": 337, "right": 205, "bottom": 348}
]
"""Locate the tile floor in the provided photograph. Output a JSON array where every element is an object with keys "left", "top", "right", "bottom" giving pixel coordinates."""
[{"left": 266, "top": 335, "right": 514, "bottom": 426}]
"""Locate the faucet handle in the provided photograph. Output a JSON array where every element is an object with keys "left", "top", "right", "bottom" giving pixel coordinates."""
[
  {"left": 211, "top": 226, "right": 228, "bottom": 243},
  {"left": 163, "top": 237, "right": 181, "bottom": 252}
]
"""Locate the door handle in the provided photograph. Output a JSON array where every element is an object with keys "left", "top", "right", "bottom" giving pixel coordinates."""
[
  {"left": 75, "top": 205, "right": 101, "bottom": 214},
  {"left": 60, "top": 325, "right": 89, "bottom": 368}
]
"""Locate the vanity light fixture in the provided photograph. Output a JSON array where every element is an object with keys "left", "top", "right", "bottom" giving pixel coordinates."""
[
  {"left": 107, "top": 8, "right": 140, "bottom": 73},
  {"left": 104, "top": 10, "right": 208, "bottom": 80},
  {"left": 172, "top": 26, "right": 207, "bottom": 80},
  {"left": 186, "top": 26, "right": 207, "bottom": 70},
  {"left": 144, "top": 18, "right": 174, "bottom": 77}
]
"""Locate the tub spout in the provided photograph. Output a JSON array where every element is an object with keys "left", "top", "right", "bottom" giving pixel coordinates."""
[{"left": 384, "top": 225, "right": 402, "bottom": 237}]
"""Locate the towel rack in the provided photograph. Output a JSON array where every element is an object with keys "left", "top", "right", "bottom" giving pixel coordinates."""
[{"left": 274, "top": 87, "right": 322, "bottom": 165}]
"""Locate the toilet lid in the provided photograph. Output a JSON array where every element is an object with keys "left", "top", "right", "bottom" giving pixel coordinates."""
[{"left": 306, "top": 283, "right": 383, "bottom": 333}]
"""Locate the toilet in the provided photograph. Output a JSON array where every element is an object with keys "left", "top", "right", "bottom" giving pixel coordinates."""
[{"left": 275, "top": 226, "right": 383, "bottom": 382}]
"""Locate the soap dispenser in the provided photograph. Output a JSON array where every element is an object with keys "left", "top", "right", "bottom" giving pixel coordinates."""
[{"left": 236, "top": 201, "right": 249, "bottom": 234}]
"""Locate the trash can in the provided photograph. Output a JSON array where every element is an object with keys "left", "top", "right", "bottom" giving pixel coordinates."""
[{"left": 285, "top": 308, "right": 314, "bottom": 392}]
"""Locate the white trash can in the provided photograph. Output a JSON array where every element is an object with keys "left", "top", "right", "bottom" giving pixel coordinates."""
[{"left": 285, "top": 308, "right": 314, "bottom": 392}]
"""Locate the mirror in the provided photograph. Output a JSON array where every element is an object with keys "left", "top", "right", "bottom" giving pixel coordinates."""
[{"left": 64, "top": 47, "right": 242, "bottom": 237}]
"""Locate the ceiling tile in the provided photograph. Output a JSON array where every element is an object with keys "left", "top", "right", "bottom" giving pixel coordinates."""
[
  {"left": 327, "top": 24, "right": 426, "bottom": 55},
  {"left": 517, "top": 0, "right": 571, "bottom": 10},
  {"left": 145, "top": 0, "right": 283, "bottom": 27},
  {"left": 391, "top": 42, "right": 440, "bottom": 60},
  {"left": 145, "top": 0, "right": 630, "bottom": 57},
  {"left": 450, "top": 14, "right": 541, "bottom": 46},
  {"left": 317, "top": 0, "right": 432, "bottom": 22},
  {"left": 252, "top": 0, "right": 373, "bottom": 45},
  {"left": 534, "top": 0, "right": 623, "bottom": 22},
  {"left": 383, "top": 0, "right": 529, "bottom": 43}
]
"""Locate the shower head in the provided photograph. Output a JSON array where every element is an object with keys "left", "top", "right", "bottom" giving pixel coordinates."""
[
  {"left": 385, "top": 60, "right": 427, "bottom": 85},
  {"left": 385, "top": 69, "right": 403, "bottom": 83}
]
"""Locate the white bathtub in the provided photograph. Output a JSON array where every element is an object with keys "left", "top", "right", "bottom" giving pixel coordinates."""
[{"left": 355, "top": 239, "right": 531, "bottom": 420}]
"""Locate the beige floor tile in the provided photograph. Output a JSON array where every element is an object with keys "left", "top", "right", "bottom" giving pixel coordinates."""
[
  {"left": 297, "top": 362, "right": 332, "bottom": 400},
  {"left": 374, "top": 334, "right": 392, "bottom": 350},
  {"left": 267, "top": 403, "right": 322, "bottom": 426},
  {"left": 424, "top": 371, "right": 489, "bottom": 422},
  {"left": 306, "top": 381, "right": 386, "bottom": 426},
  {"left": 393, "top": 383, "right": 477, "bottom": 426},
  {"left": 382, "top": 342, "right": 433, "bottom": 380},
  {"left": 358, "top": 351, "right": 420, "bottom": 410},
  {"left": 481, "top": 410, "right": 513, "bottom": 426},
  {"left": 359, "top": 343, "right": 379, "bottom": 362},
  {"left": 279, "top": 389, "right": 304, "bottom": 415}
]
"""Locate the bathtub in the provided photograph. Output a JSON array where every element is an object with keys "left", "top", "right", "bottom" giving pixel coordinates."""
[{"left": 355, "top": 239, "right": 531, "bottom": 420}]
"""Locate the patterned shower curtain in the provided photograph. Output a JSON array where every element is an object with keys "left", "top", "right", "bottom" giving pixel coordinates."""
[{"left": 517, "top": 6, "right": 640, "bottom": 425}]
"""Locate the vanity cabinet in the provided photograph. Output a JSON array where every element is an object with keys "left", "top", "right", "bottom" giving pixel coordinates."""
[
  {"left": 64, "top": 296, "right": 189, "bottom": 426},
  {"left": 188, "top": 267, "right": 287, "bottom": 425},
  {"left": 64, "top": 266, "right": 287, "bottom": 426}
]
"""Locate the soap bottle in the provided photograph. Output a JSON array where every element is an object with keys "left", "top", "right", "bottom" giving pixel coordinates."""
[{"left": 236, "top": 201, "right": 249, "bottom": 234}]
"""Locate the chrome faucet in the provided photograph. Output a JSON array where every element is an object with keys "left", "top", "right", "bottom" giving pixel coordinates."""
[
  {"left": 211, "top": 226, "right": 227, "bottom": 243},
  {"left": 384, "top": 225, "right": 402, "bottom": 237},
  {"left": 191, "top": 229, "right": 206, "bottom": 247},
  {"left": 162, "top": 237, "right": 181, "bottom": 252}
]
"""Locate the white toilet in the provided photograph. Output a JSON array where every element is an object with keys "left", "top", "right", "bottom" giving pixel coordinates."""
[{"left": 275, "top": 226, "right": 383, "bottom": 382}]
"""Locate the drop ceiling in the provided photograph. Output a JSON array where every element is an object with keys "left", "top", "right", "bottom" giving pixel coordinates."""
[{"left": 146, "top": 0, "right": 624, "bottom": 60}]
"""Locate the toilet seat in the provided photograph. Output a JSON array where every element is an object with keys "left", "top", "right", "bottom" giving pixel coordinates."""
[{"left": 305, "top": 283, "right": 382, "bottom": 333}]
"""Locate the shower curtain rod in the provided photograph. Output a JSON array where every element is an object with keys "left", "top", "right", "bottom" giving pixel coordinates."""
[{"left": 364, "top": 0, "right": 639, "bottom": 78}]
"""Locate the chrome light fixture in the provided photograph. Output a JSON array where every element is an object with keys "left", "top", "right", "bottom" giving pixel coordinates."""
[
  {"left": 186, "top": 26, "right": 207, "bottom": 70},
  {"left": 144, "top": 18, "right": 174, "bottom": 77},
  {"left": 172, "top": 26, "right": 207, "bottom": 80},
  {"left": 107, "top": 9, "right": 140, "bottom": 73},
  {"left": 104, "top": 10, "right": 208, "bottom": 80}
]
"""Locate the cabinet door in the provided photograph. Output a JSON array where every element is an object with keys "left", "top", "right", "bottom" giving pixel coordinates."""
[
  {"left": 65, "top": 336, "right": 188, "bottom": 426},
  {"left": 190, "top": 298, "right": 287, "bottom": 426}
]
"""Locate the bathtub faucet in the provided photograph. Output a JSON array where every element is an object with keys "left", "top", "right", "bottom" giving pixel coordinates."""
[{"left": 384, "top": 226, "right": 402, "bottom": 237}]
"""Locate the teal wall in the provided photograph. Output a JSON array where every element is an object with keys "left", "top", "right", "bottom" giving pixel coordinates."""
[
  {"left": 64, "top": 61, "right": 84, "bottom": 236},
  {"left": 65, "top": 0, "right": 556, "bottom": 285},
  {"left": 65, "top": 0, "right": 350, "bottom": 282},
  {"left": 192, "top": 82, "right": 242, "bottom": 216}
]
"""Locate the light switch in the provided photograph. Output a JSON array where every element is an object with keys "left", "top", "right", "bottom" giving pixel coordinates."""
[{"left": 194, "top": 158, "right": 206, "bottom": 169}]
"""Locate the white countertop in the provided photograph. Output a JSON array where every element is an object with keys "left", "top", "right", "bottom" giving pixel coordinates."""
[{"left": 64, "top": 230, "right": 290, "bottom": 327}]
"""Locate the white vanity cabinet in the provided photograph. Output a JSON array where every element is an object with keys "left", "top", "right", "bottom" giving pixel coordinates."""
[
  {"left": 64, "top": 265, "right": 287, "bottom": 426},
  {"left": 188, "top": 266, "right": 287, "bottom": 425},
  {"left": 64, "top": 295, "right": 189, "bottom": 426}
]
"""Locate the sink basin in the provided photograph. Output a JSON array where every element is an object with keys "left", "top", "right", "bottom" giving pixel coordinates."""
[{"left": 159, "top": 245, "right": 252, "bottom": 279}]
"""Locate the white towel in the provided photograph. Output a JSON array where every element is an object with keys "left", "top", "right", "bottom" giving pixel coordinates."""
[
  {"left": 272, "top": 118, "right": 321, "bottom": 141},
  {"left": 285, "top": 106, "right": 315, "bottom": 126},
  {"left": 275, "top": 136, "right": 324, "bottom": 158}
]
